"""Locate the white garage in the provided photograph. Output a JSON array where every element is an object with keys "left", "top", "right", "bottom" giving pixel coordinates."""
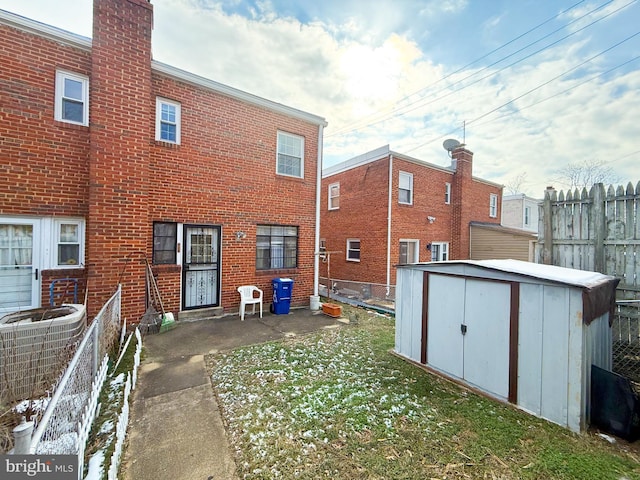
[{"left": 395, "top": 259, "right": 619, "bottom": 432}]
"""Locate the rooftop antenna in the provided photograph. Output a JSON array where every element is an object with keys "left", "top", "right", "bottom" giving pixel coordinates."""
[{"left": 442, "top": 138, "right": 461, "bottom": 158}]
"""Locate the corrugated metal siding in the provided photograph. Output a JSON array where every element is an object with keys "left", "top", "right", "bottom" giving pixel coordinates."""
[{"left": 470, "top": 226, "right": 534, "bottom": 261}]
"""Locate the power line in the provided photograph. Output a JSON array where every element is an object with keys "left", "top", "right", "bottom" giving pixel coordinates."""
[
  {"left": 402, "top": 51, "right": 640, "bottom": 155},
  {"left": 467, "top": 32, "right": 640, "bottom": 127},
  {"left": 325, "top": 0, "right": 589, "bottom": 138},
  {"left": 327, "top": 0, "right": 636, "bottom": 139}
]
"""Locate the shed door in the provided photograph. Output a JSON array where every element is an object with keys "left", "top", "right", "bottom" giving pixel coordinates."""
[
  {"left": 426, "top": 275, "right": 511, "bottom": 400},
  {"left": 427, "top": 275, "right": 465, "bottom": 378},
  {"left": 463, "top": 279, "right": 511, "bottom": 399}
]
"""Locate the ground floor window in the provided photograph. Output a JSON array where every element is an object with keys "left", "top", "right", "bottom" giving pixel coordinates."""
[
  {"left": 431, "top": 242, "right": 449, "bottom": 261},
  {"left": 346, "top": 239, "right": 360, "bottom": 262},
  {"left": 153, "top": 222, "right": 178, "bottom": 264},
  {"left": 257, "top": 225, "right": 298, "bottom": 269},
  {"left": 399, "top": 240, "right": 419, "bottom": 264}
]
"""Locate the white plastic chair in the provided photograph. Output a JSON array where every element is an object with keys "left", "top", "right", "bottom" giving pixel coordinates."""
[{"left": 237, "top": 285, "right": 263, "bottom": 321}]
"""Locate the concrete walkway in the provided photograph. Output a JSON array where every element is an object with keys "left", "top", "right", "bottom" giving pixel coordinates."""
[{"left": 121, "top": 308, "right": 344, "bottom": 480}]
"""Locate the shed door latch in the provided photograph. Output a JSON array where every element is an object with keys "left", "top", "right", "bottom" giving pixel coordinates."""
[{"left": 461, "top": 324, "right": 467, "bottom": 335}]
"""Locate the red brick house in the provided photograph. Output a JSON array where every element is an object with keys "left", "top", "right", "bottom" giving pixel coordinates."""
[
  {"left": 320, "top": 145, "right": 502, "bottom": 291},
  {"left": 0, "top": 0, "right": 326, "bottom": 322}
]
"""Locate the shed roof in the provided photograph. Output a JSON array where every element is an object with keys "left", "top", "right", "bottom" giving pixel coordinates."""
[
  {"left": 400, "top": 259, "right": 615, "bottom": 288},
  {"left": 398, "top": 259, "right": 620, "bottom": 325}
]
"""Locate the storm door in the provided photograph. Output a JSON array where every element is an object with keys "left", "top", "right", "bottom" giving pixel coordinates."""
[
  {"left": 0, "top": 221, "right": 40, "bottom": 313},
  {"left": 182, "top": 225, "right": 220, "bottom": 309}
]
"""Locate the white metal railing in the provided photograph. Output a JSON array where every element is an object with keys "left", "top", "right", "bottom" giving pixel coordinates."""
[
  {"left": 29, "top": 287, "right": 122, "bottom": 455},
  {"left": 7, "top": 286, "right": 131, "bottom": 480}
]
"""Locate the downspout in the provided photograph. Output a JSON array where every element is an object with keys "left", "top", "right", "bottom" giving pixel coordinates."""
[
  {"left": 311, "top": 123, "right": 324, "bottom": 309},
  {"left": 386, "top": 154, "right": 393, "bottom": 295}
]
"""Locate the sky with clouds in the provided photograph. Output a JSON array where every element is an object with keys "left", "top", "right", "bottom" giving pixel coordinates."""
[{"left": 1, "top": 0, "right": 639, "bottom": 197}]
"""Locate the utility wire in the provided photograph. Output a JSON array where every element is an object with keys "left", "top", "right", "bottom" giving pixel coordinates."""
[
  {"left": 327, "top": 0, "right": 635, "bottom": 139},
  {"left": 325, "top": 0, "right": 588, "bottom": 138},
  {"left": 471, "top": 53, "right": 640, "bottom": 129},
  {"left": 468, "top": 32, "right": 640, "bottom": 125},
  {"left": 403, "top": 48, "right": 640, "bottom": 154}
]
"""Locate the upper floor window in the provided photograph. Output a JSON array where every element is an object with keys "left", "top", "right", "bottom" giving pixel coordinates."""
[
  {"left": 346, "top": 239, "right": 360, "bottom": 262},
  {"left": 399, "top": 171, "right": 413, "bottom": 205},
  {"left": 399, "top": 240, "right": 419, "bottom": 264},
  {"left": 445, "top": 183, "right": 451, "bottom": 204},
  {"left": 55, "top": 70, "right": 89, "bottom": 126},
  {"left": 524, "top": 206, "right": 531, "bottom": 226},
  {"left": 328, "top": 182, "right": 340, "bottom": 210},
  {"left": 431, "top": 242, "right": 448, "bottom": 261},
  {"left": 490, "top": 194, "right": 498, "bottom": 218},
  {"left": 277, "top": 132, "right": 304, "bottom": 178},
  {"left": 156, "top": 98, "right": 181, "bottom": 144},
  {"left": 153, "top": 222, "right": 178, "bottom": 264},
  {"left": 257, "top": 225, "right": 298, "bottom": 269},
  {"left": 55, "top": 219, "right": 84, "bottom": 267}
]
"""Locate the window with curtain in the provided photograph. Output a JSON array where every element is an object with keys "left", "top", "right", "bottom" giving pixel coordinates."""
[{"left": 399, "top": 240, "right": 418, "bottom": 264}]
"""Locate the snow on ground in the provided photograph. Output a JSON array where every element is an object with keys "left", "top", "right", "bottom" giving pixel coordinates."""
[{"left": 210, "top": 324, "right": 445, "bottom": 478}]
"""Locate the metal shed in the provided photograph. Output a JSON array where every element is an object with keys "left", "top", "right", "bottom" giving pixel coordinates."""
[{"left": 395, "top": 259, "right": 619, "bottom": 432}]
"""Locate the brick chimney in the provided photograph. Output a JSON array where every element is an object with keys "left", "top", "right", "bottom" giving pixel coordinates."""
[
  {"left": 449, "top": 146, "right": 473, "bottom": 260},
  {"left": 87, "top": 0, "right": 154, "bottom": 320}
]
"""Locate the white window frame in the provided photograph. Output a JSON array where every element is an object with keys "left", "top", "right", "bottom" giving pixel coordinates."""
[
  {"left": 276, "top": 131, "right": 304, "bottom": 178},
  {"left": 346, "top": 239, "right": 360, "bottom": 262},
  {"left": 490, "top": 194, "right": 498, "bottom": 218},
  {"left": 328, "top": 182, "right": 340, "bottom": 210},
  {"left": 399, "top": 239, "right": 419, "bottom": 264},
  {"left": 524, "top": 206, "right": 531, "bottom": 226},
  {"left": 445, "top": 183, "right": 451, "bottom": 204},
  {"left": 430, "top": 242, "right": 448, "bottom": 261},
  {"left": 55, "top": 70, "right": 89, "bottom": 126},
  {"left": 156, "top": 97, "right": 181, "bottom": 144},
  {"left": 399, "top": 171, "right": 413, "bottom": 205},
  {"left": 53, "top": 219, "right": 85, "bottom": 268}
]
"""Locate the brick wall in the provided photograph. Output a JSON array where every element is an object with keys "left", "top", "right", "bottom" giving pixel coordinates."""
[
  {"left": 0, "top": 24, "right": 90, "bottom": 217},
  {"left": 149, "top": 74, "right": 320, "bottom": 312},
  {"left": 321, "top": 149, "right": 502, "bottom": 286},
  {"left": 88, "top": 0, "right": 154, "bottom": 321},
  {"left": 321, "top": 158, "right": 390, "bottom": 285},
  {"left": 1, "top": 0, "right": 321, "bottom": 322}
]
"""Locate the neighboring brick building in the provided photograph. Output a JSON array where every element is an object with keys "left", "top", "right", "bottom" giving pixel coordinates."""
[
  {"left": 0, "top": 0, "right": 326, "bottom": 322},
  {"left": 320, "top": 145, "right": 503, "bottom": 290}
]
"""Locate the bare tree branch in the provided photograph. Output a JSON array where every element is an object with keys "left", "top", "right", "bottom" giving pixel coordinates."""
[{"left": 556, "top": 159, "right": 619, "bottom": 190}]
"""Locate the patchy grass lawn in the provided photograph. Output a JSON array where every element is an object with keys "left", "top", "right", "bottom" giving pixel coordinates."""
[{"left": 208, "top": 307, "right": 640, "bottom": 480}]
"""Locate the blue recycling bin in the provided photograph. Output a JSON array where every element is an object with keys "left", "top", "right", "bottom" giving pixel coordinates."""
[{"left": 272, "top": 277, "right": 294, "bottom": 314}]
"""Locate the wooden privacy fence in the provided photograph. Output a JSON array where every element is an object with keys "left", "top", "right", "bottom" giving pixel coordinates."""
[{"left": 536, "top": 182, "right": 640, "bottom": 381}]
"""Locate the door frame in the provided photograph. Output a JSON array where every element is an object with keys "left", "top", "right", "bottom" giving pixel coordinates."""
[{"left": 181, "top": 224, "right": 221, "bottom": 310}]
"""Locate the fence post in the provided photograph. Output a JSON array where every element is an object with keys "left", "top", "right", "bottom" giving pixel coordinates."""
[
  {"left": 592, "top": 183, "right": 606, "bottom": 273},
  {"left": 12, "top": 417, "right": 34, "bottom": 454},
  {"left": 542, "top": 189, "right": 554, "bottom": 265}
]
